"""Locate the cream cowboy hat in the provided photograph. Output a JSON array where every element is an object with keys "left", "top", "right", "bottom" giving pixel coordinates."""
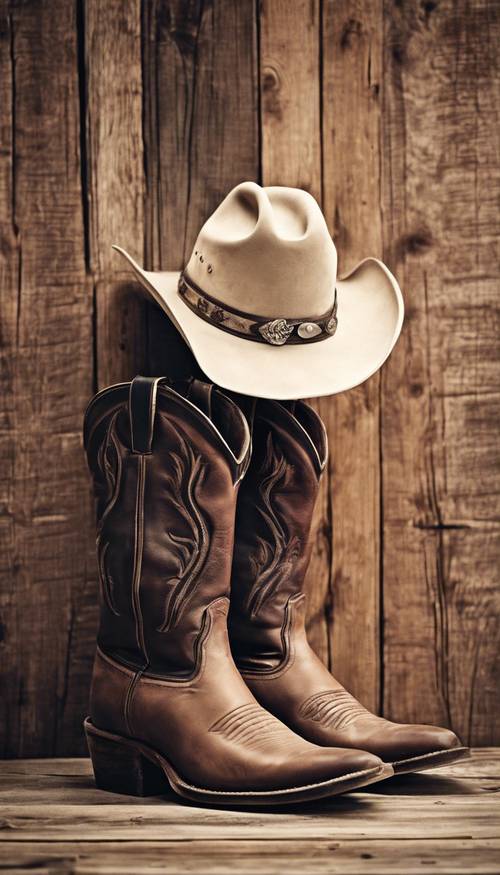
[{"left": 114, "top": 182, "right": 403, "bottom": 400}]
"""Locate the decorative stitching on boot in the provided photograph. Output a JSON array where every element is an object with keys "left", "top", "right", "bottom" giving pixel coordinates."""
[
  {"left": 96, "top": 412, "right": 122, "bottom": 616},
  {"left": 298, "top": 690, "right": 370, "bottom": 731},
  {"left": 124, "top": 668, "right": 145, "bottom": 738},
  {"left": 131, "top": 454, "right": 148, "bottom": 659},
  {"left": 209, "top": 703, "right": 294, "bottom": 751},
  {"left": 245, "top": 434, "right": 300, "bottom": 618},
  {"left": 157, "top": 433, "right": 210, "bottom": 632},
  {"left": 97, "top": 542, "right": 120, "bottom": 617}
]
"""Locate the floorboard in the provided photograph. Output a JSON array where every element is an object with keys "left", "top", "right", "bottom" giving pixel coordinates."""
[{"left": 0, "top": 749, "right": 498, "bottom": 873}]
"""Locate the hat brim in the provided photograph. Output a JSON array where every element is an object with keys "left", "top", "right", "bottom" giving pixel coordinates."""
[{"left": 113, "top": 246, "right": 404, "bottom": 400}]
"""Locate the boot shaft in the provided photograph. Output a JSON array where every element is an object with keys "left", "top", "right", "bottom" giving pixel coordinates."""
[
  {"left": 84, "top": 382, "right": 393, "bottom": 801},
  {"left": 229, "top": 398, "right": 327, "bottom": 670},
  {"left": 84, "top": 377, "right": 250, "bottom": 677}
]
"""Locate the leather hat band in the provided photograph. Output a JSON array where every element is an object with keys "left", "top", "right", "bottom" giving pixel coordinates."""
[{"left": 178, "top": 272, "right": 338, "bottom": 346}]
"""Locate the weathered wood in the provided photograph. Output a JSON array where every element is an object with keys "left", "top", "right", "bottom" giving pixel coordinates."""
[
  {"left": 320, "top": 0, "right": 383, "bottom": 711},
  {"left": 1, "top": 840, "right": 500, "bottom": 875},
  {"left": 1, "top": 788, "right": 499, "bottom": 840},
  {"left": 260, "top": 0, "right": 322, "bottom": 201},
  {"left": 0, "top": 753, "right": 499, "bottom": 871},
  {"left": 381, "top": 0, "right": 500, "bottom": 743},
  {"left": 0, "top": 792, "right": 498, "bottom": 841},
  {"left": 86, "top": 0, "right": 148, "bottom": 388},
  {"left": 142, "top": 0, "right": 259, "bottom": 376},
  {"left": 0, "top": 0, "right": 93, "bottom": 757}
]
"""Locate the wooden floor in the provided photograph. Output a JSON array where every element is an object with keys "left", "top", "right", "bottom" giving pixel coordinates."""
[{"left": 0, "top": 749, "right": 499, "bottom": 874}]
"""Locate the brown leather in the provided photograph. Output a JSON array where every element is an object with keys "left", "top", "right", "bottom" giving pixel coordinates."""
[
  {"left": 229, "top": 399, "right": 462, "bottom": 763},
  {"left": 84, "top": 377, "right": 384, "bottom": 794}
]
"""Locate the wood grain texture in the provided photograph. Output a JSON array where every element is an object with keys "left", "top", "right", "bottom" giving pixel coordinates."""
[
  {"left": 86, "top": 0, "right": 148, "bottom": 388},
  {"left": 381, "top": 0, "right": 500, "bottom": 743},
  {"left": 0, "top": 840, "right": 499, "bottom": 875},
  {"left": 1, "top": 841, "right": 500, "bottom": 875},
  {"left": 260, "top": 0, "right": 322, "bottom": 201},
  {"left": 320, "top": 0, "right": 383, "bottom": 711},
  {"left": 0, "top": 0, "right": 94, "bottom": 757},
  {"left": 1, "top": 753, "right": 499, "bottom": 873},
  {"left": 142, "top": 0, "right": 259, "bottom": 376}
]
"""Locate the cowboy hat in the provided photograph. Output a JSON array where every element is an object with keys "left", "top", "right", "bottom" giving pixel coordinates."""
[{"left": 113, "top": 182, "right": 403, "bottom": 400}]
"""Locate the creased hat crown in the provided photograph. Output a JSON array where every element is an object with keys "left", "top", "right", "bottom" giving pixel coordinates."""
[{"left": 185, "top": 182, "right": 338, "bottom": 319}]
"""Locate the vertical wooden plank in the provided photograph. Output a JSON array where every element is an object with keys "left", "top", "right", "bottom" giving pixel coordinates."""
[
  {"left": 259, "top": 0, "right": 333, "bottom": 665},
  {"left": 0, "top": 0, "right": 93, "bottom": 755},
  {"left": 382, "top": 0, "right": 500, "bottom": 742},
  {"left": 142, "top": 0, "right": 259, "bottom": 376},
  {"left": 260, "top": 0, "right": 322, "bottom": 201},
  {"left": 86, "top": 0, "right": 147, "bottom": 388},
  {"left": 319, "top": 0, "right": 383, "bottom": 710}
]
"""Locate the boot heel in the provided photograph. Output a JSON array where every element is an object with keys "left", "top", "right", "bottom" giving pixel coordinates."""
[{"left": 84, "top": 720, "right": 170, "bottom": 797}]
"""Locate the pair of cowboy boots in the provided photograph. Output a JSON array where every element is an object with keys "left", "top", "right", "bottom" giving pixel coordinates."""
[{"left": 83, "top": 375, "right": 467, "bottom": 806}]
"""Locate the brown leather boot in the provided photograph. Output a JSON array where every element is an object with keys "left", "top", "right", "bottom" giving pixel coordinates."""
[
  {"left": 228, "top": 398, "right": 470, "bottom": 775},
  {"left": 83, "top": 376, "right": 391, "bottom": 805}
]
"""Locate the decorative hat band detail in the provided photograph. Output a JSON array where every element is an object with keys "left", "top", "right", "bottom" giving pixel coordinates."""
[{"left": 178, "top": 273, "right": 338, "bottom": 346}]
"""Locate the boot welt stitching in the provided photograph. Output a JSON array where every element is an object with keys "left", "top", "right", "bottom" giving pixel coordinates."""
[
  {"left": 85, "top": 719, "right": 385, "bottom": 795},
  {"left": 393, "top": 747, "right": 470, "bottom": 765}
]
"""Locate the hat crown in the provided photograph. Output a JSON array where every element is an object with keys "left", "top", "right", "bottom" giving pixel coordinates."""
[{"left": 185, "top": 182, "right": 337, "bottom": 319}]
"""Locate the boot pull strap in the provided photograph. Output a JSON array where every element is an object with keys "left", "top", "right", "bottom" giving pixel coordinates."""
[
  {"left": 187, "top": 379, "right": 213, "bottom": 419},
  {"left": 129, "top": 376, "right": 163, "bottom": 454}
]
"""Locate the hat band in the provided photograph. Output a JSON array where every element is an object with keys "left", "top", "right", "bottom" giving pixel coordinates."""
[{"left": 178, "top": 273, "right": 338, "bottom": 346}]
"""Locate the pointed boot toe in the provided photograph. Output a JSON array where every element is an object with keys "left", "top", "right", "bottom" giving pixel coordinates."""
[
  {"left": 259, "top": 743, "right": 392, "bottom": 799},
  {"left": 302, "top": 747, "right": 392, "bottom": 786},
  {"left": 389, "top": 725, "right": 469, "bottom": 774}
]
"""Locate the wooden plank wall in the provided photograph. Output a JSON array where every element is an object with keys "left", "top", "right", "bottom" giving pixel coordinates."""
[{"left": 0, "top": 0, "right": 498, "bottom": 757}]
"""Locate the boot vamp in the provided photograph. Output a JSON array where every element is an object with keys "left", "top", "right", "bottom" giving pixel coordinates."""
[
  {"left": 291, "top": 689, "right": 459, "bottom": 760},
  {"left": 243, "top": 641, "right": 460, "bottom": 763},
  {"left": 132, "top": 679, "right": 383, "bottom": 790},
  {"left": 93, "top": 600, "right": 383, "bottom": 792},
  {"left": 346, "top": 717, "right": 460, "bottom": 760}
]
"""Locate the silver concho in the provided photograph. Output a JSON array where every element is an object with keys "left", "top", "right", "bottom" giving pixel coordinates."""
[
  {"left": 259, "top": 318, "right": 294, "bottom": 346},
  {"left": 297, "top": 321, "right": 322, "bottom": 339},
  {"left": 326, "top": 315, "right": 338, "bottom": 336}
]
